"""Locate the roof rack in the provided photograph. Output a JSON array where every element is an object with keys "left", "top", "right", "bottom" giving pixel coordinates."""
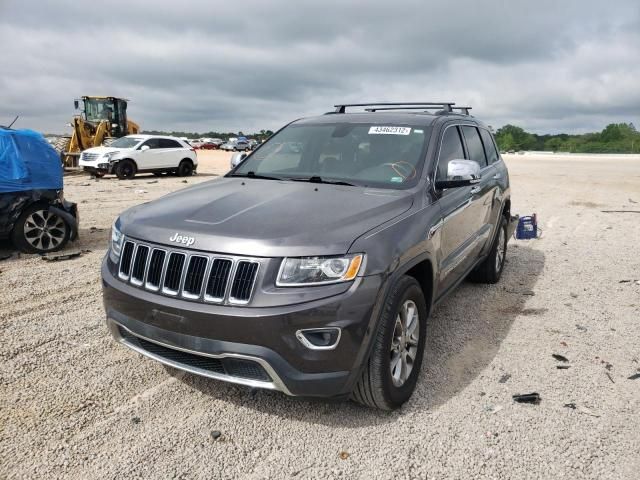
[
  {"left": 332, "top": 102, "right": 456, "bottom": 114},
  {"left": 452, "top": 107, "right": 472, "bottom": 115}
]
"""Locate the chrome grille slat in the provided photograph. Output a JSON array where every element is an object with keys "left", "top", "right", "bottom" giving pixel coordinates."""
[
  {"left": 117, "top": 238, "right": 259, "bottom": 304},
  {"left": 130, "top": 245, "right": 149, "bottom": 286},
  {"left": 205, "top": 258, "right": 233, "bottom": 302},
  {"left": 118, "top": 241, "right": 135, "bottom": 279},
  {"left": 145, "top": 249, "right": 166, "bottom": 291},
  {"left": 163, "top": 252, "right": 186, "bottom": 295},
  {"left": 182, "top": 255, "right": 208, "bottom": 299},
  {"left": 229, "top": 260, "right": 259, "bottom": 304}
]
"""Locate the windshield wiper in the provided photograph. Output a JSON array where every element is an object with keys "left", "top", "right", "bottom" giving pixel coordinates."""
[
  {"left": 291, "top": 176, "right": 357, "bottom": 187},
  {"left": 228, "top": 171, "right": 284, "bottom": 181}
]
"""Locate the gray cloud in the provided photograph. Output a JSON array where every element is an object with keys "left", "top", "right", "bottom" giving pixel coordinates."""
[{"left": 1, "top": 0, "right": 638, "bottom": 134}]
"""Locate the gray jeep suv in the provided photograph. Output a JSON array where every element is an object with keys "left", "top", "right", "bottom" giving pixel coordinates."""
[{"left": 102, "top": 102, "right": 517, "bottom": 410}]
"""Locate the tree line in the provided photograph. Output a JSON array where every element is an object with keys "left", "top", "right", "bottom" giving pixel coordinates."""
[
  {"left": 494, "top": 123, "right": 639, "bottom": 153},
  {"left": 141, "top": 123, "right": 640, "bottom": 154}
]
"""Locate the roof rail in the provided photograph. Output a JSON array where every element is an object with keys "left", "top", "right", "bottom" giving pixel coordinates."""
[
  {"left": 452, "top": 107, "right": 472, "bottom": 115},
  {"left": 332, "top": 102, "right": 456, "bottom": 114}
]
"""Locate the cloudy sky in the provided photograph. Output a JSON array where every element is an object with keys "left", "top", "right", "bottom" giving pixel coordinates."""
[{"left": 1, "top": 0, "right": 638, "bottom": 134}]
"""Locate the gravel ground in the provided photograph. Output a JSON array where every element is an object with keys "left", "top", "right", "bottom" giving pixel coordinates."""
[{"left": 1, "top": 151, "right": 639, "bottom": 479}]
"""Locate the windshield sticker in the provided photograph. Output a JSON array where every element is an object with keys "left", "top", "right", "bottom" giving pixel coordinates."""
[
  {"left": 414, "top": 129, "right": 424, "bottom": 134},
  {"left": 368, "top": 126, "right": 411, "bottom": 135},
  {"left": 390, "top": 176, "right": 404, "bottom": 183}
]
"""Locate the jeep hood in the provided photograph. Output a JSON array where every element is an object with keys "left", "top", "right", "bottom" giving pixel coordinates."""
[{"left": 121, "top": 177, "right": 413, "bottom": 257}]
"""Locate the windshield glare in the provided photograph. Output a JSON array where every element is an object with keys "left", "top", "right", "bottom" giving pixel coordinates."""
[
  {"left": 110, "top": 136, "right": 143, "bottom": 148},
  {"left": 233, "top": 123, "right": 431, "bottom": 188}
]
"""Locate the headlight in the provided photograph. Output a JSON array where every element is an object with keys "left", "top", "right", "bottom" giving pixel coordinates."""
[
  {"left": 277, "top": 254, "right": 363, "bottom": 286},
  {"left": 109, "top": 217, "right": 124, "bottom": 263},
  {"left": 103, "top": 151, "right": 120, "bottom": 161}
]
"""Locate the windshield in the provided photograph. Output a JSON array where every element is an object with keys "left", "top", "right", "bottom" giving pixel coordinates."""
[
  {"left": 84, "top": 98, "right": 115, "bottom": 123},
  {"left": 110, "top": 136, "right": 143, "bottom": 148},
  {"left": 232, "top": 123, "right": 431, "bottom": 189}
]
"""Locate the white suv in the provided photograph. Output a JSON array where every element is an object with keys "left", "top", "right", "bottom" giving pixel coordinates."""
[{"left": 79, "top": 135, "right": 198, "bottom": 180}]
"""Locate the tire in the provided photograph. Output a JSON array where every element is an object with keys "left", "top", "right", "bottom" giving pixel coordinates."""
[
  {"left": 352, "top": 275, "right": 427, "bottom": 410},
  {"left": 468, "top": 215, "right": 508, "bottom": 284},
  {"left": 52, "top": 136, "right": 71, "bottom": 156},
  {"left": 115, "top": 159, "right": 136, "bottom": 180},
  {"left": 11, "top": 203, "right": 71, "bottom": 254},
  {"left": 177, "top": 159, "right": 194, "bottom": 177},
  {"left": 52, "top": 136, "right": 71, "bottom": 165}
]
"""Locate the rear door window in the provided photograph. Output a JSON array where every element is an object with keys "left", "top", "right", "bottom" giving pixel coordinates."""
[
  {"left": 461, "top": 126, "right": 488, "bottom": 168},
  {"left": 479, "top": 128, "right": 499, "bottom": 164},
  {"left": 437, "top": 126, "right": 465, "bottom": 180},
  {"left": 159, "top": 139, "right": 181, "bottom": 149}
]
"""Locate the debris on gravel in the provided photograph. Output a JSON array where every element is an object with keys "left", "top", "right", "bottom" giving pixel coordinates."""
[
  {"left": 552, "top": 354, "right": 569, "bottom": 362},
  {"left": 512, "top": 393, "right": 542, "bottom": 405}
]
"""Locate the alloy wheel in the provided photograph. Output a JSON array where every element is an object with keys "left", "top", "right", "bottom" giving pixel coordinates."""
[
  {"left": 23, "top": 209, "right": 67, "bottom": 252},
  {"left": 495, "top": 228, "right": 506, "bottom": 272},
  {"left": 390, "top": 299, "right": 420, "bottom": 387}
]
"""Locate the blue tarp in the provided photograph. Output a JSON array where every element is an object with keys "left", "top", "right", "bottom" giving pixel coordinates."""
[{"left": 0, "top": 129, "right": 63, "bottom": 193}]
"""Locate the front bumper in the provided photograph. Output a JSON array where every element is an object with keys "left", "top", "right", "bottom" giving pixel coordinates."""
[{"left": 102, "top": 257, "right": 383, "bottom": 397}]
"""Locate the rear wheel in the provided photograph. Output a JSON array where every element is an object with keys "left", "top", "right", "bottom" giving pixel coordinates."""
[
  {"left": 469, "top": 215, "right": 508, "bottom": 284},
  {"left": 178, "top": 159, "right": 194, "bottom": 177},
  {"left": 115, "top": 159, "right": 136, "bottom": 180},
  {"left": 352, "top": 275, "right": 427, "bottom": 410},
  {"left": 11, "top": 203, "right": 70, "bottom": 254}
]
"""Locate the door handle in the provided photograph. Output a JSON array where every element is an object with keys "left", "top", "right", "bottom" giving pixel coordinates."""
[
  {"left": 470, "top": 186, "right": 481, "bottom": 195},
  {"left": 493, "top": 173, "right": 501, "bottom": 180}
]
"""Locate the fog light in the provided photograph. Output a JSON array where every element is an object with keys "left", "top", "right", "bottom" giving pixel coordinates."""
[{"left": 296, "top": 328, "right": 341, "bottom": 350}]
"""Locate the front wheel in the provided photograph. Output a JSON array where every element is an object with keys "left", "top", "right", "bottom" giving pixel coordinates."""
[
  {"left": 115, "top": 160, "right": 136, "bottom": 180},
  {"left": 11, "top": 203, "right": 71, "bottom": 253},
  {"left": 352, "top": 275, "right": 427, "bottom": 410}
]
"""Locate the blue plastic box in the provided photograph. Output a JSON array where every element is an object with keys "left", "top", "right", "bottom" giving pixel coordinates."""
[{"left": 516, "top": 214, "right": 538, "bottom": 239}]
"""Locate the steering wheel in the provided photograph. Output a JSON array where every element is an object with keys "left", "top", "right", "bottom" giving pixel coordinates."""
[{"left": 381, "top": 162, "right": 417, "bottom": 181}]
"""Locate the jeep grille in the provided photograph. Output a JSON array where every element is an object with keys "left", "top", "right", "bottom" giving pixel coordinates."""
[{"left": 117, "top": 239, "right": 260, "bottom": 304}]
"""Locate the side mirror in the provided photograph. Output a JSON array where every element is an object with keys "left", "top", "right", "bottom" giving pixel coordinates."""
[
  {"left": 74, "top": 100, "right": 79, "bottom": 110},
  {"left": 435, "top": 160, "right": 481, "bottom": 189},
  {"left": 140, "top": 145, "right": 150, "bottom": 151},
  {"left": 230, "top": 152, "right": 246, "bottom": 169}
]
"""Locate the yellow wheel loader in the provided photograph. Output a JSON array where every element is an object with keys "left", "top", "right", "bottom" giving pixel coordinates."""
[{"left": 54, "top": 96, "right": 140, "bottom": 167}]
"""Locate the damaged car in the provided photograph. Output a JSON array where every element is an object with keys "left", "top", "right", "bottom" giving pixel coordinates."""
[
  {"left": 102, "top": 102, "right": 518, "bottom": 410},
  {"left": 0, "top": 128, "right": 78, "bottom": 253}
]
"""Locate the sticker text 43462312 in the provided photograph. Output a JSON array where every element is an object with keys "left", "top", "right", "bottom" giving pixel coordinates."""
[{"left": 368, "top": 126, "right": 411, "bottom": 135}]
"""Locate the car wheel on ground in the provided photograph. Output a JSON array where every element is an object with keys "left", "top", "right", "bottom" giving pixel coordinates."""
[
  {"left": 11, "top": 203, "right": 71, "bottom": 254},
  {"left": 469, "top": 215, "right": 508, "bottom": 284},
  {"left": 177, "top": 159, "right": 194, "bottom": 177},
  {"left": 352, "top": 275, "right": 427, "bottom": 410},
  {"left": 115, "top": 159, "right": 136, "bottom": 180}
]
